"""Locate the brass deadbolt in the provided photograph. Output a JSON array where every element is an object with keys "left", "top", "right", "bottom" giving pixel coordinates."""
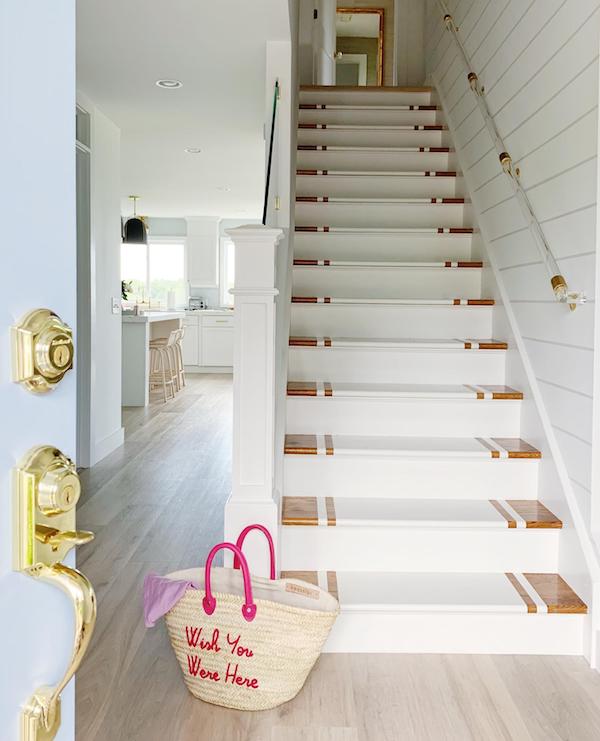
[{"left": 11, "top": 308, "right": 74, "bottom": 393}]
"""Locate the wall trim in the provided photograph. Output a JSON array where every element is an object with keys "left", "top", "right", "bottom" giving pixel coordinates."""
[{"left": 93, "top": 426, "right": 124, "bottom": 466}]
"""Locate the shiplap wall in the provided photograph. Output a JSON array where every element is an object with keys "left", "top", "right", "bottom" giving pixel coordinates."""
[{"left": 425, "top": 0, "right": 599, "bottom": 530}]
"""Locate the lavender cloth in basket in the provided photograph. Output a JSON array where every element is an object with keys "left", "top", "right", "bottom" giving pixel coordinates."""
[{"left": 143, "top": 572, "right": 200, "bottom": 628}]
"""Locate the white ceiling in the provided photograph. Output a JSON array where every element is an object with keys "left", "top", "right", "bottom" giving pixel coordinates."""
[
  {"left": 336, "top": 12, "right": 380, "bottom": 38},
  {"left": 76, "top": 0, "right": 290, "bottom": 218}
]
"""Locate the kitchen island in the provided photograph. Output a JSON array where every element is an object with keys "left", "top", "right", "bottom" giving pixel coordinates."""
[{"left": 122, "top": 311, "right": 185, "bottom": 406}]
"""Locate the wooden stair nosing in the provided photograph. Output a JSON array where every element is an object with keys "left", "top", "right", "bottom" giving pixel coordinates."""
[
  {"left": 291, "top": 296, "right": 494, "bottom": 306},
  {"left": 284, "top": 434, "right": 542, "bottom": 459},
  {"left": 293, "top": 259, "right": 481, "bottom": 268},
  {"left": 281, "top": 496, "right": 562, "bottom": 529},
  {"left": 296, "top": 169, "right": 458, "bottom": 177},
  {"left": 288, "top": 336, "right": 508, "bottom": 351},
  {"left": 279, "top": 570, "right": 586, "bottom": 614},
  {"left": 287, "top": 381, "right": 523, "bottom": 401}
]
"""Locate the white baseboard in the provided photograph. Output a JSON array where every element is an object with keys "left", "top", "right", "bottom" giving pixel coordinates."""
[{"left": 93, "top": 426, "right": 124, "bottom": 465}]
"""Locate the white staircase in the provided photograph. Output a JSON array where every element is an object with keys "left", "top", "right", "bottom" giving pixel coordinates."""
[{"left": 280, "top": 85, "right": 586, "bottom": 654}]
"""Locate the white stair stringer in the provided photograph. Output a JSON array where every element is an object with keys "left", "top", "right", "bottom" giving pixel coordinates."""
[{"left": 283, "top": 86, "right": 587, "bottom": 653}]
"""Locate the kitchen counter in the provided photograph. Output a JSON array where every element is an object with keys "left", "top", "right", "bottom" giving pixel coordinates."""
[
  {"left": 123, "top": 310, "right": 186, "bottom": 323},
  {"left": 122, "top": 311, "right": 185, "bottom": 406},
  {"left": 185, "top": 308, "right": 234, "bottom": 316}
]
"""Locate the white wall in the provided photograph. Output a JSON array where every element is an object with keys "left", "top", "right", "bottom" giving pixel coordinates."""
[
  {"left": 425, "top": 0, "right": 600, "bottom": 609},
  {"left": 395, "top": 0, "right": 426, "bottom": 86},
  {"left": 77, "top": 93, "right": 124, "bottom": 465}
]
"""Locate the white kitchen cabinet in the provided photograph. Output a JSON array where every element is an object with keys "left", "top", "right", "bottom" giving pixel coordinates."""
[
  {"left": 182, "top": 317, "right": 200, "bottom": 365},
  {"left": 182, "top": 311, "right": 233, "bottom": 369},
  {"left": 202, "top": 322, "right": 234, "bottom": 366}
]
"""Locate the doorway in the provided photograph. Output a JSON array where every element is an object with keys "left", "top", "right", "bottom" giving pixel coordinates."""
[{"left": 335, "top": 8, "right": 384, "bottom": 86}]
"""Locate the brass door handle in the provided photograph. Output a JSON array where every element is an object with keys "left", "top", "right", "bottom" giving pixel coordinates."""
[
  {"left": 21, "top": 563, "right": 97, "bottom": 740},
  {"left": 13, "top": 445, "right": 96, "bottom": 740}
]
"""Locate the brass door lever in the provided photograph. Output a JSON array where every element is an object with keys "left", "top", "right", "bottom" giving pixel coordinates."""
[{"left": 35, "top": 525, "right": 94, "bottom": 551}]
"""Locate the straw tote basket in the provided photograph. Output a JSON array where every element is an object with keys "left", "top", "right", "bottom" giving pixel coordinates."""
[{"left": 145, "top": 525, "right": 339, "bottom": 711}]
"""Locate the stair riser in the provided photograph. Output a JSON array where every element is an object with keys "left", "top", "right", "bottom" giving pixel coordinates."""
[
  {"left": 281, "top": 528, "right": 558, "bottom": 573},
  {"left": 297, "top": 149, "right": 455, "bottom": 172},
  {"left": 290, "top": 304, "right": 493, "bottom": 338},
  {"left": 283, "top": 457, "right": 539, "bottom": 499},
  {"left": 286, "top": 398, "right": 521, "bottom": 437},
  {"left": 288, "top": 348, "right": 506, "bottom": 384},
  {"left": 323, "top": 613, "right": 584, "bottom": 654},
  {"left": 299, "top": 90, "right": 434, "bottom": 106},
  {"left": 296, "top": 174, "right": 461, "bottom": 199},
  {"left": 298, "top": 128, "right": 450, "bottom": 148},
  {"left": 295, "top": 202, "right": 468, "bottom": 228},
  {"left": 294, "top": 233, "right": 473, "bottom": 261},
  {"left": 299, "top": 109, "right": 442, "bottom": 126},
  {"left": 292, "top": 266, "right": 481, "bottom": 298}
]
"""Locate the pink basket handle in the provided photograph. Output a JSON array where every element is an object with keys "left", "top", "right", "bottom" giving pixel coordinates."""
[
  {"left": 233, "top": 524, "right": 276, "bottom": 580},
  {"left": 203, "top": 542, "right": 256, "bottom": 622}
]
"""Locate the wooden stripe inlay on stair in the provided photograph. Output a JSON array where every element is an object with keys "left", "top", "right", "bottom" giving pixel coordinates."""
[
  {"left": 282, "top": 497, "right": 559, "bottom": 529},
  {"left": 476, "top": 438, "right": 542, "bottom": 459},
  {"left": 299, "top": 104, "right": 439, "bottom": 110},
  {"left": 506, "top": 573, "right": 587, "bottom": 614},
  {"left": 288, "top": 337, "right": 508, "bottom": 350},
  {"left": 284, "top": 434, "right": 334, "bottom": 455},
  {"left": 280, "top": 571, "right": 585, "bottom": 613},
  {"left": 489, "top": 500, "right": 561, "bottom": 528},
  {"left": 285, "top": 435, "right": 540, "bottom": 458},
  {"left": 280, "top": 570, "right": 339, "bottom": 600},
  {"left": 293, "top": 259, "right": 480, "bottom": 268},
  {"left": 298, "top": 123, "right": 447, "bottom": 130},
  {"left": 295, "top": 197, "right": 466, "bottom": 204},
  {"left": 296, "top": 170, "right": 458, "bottom": 177},
  {"left": 291, "top": 296, "right": 494, "bottom": 306},
  {"left": 287, "top": 381, "right": 333, "bottom": 397},
  {"left": 287, "top": 382, "right": 522, "bottom": 400}
]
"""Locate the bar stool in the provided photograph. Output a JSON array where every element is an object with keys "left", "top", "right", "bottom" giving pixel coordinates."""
[
  {"left": 150, "top": 328, "right": 185, "bottom": 392},
  {"left": 149, "top": 331, "right": 178, "bottom": 402}
]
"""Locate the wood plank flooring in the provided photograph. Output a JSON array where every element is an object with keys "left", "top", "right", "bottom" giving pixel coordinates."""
[{"left": 76, "top": 375, "right": 600, "bottom": 741}]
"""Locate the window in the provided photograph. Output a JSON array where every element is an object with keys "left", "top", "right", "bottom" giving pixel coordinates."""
[
  {"left": 121, "top": 239, "right": 186, "bottom": 307},
  {"left": 220, "top": 237, "right": 235, "bottom": 307}
]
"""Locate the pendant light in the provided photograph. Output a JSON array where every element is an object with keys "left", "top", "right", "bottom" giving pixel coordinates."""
[{"left": 122, "top": 195, "right": 148, "bottom": 244}]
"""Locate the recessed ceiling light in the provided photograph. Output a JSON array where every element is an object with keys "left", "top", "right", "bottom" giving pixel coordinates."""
[
  {"left": 216, "top": 186, "right": 231, "bottom": 192},
  {"left": 156, "top": 79, "right": 183, "bottom": 89},
  {"left": 184, "top": 147, "right": 201, "bottom": 154}
]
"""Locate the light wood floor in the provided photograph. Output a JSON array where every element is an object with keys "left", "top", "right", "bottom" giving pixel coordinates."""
[{"left": 76, "top": 375, "right": 600, "bottom": 741}]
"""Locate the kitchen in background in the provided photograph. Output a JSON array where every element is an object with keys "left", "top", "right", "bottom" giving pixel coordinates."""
[{"left": 120, "top": 214, "right": 259, "bottom": 406}]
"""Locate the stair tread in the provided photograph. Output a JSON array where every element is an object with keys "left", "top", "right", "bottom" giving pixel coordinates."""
[
  {"left": 298, "top": 145, "right": 452, "bottom": 152},
  {"left": 287, "top": 382, "right": 521, "bottom": 399},
  {"left": 297, "top": 169, "right": 458, "bottom": 177},
  {"left": 295, "top": 227, "right": 472, "bottom": 234},
  {"left": 281, "top": 496, "right": 561, "bottom": 529},
  {"left": 284, "top": 434, "right": 541, "bottom": 459},
  {"left": 296, "top": 196, "right": 466, "bottom": 204},
  {"left": 300, "top": 85, "right": 434, "bottom": 92},
  {"left": 292, "top": 296, "right": 492, "bottom": 306},
  {"left": 299, "top": 123, "right": 447, "bottom": 130},
  {"left": 279, "top": 571, "right": 586, "bottom": 614},
  {"left": 288, "top": 336, "right": 507, "bottom": 350},
  {"left": 294, "top": 259, "right": 480, "bottom": 268},
  {"left": 300, "top": 104, "right": 440, "bottom": 111}
]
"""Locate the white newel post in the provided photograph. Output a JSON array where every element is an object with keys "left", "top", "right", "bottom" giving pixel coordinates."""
[{"left": 225, "top": 225, "right": 284, "bottom": 577}]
